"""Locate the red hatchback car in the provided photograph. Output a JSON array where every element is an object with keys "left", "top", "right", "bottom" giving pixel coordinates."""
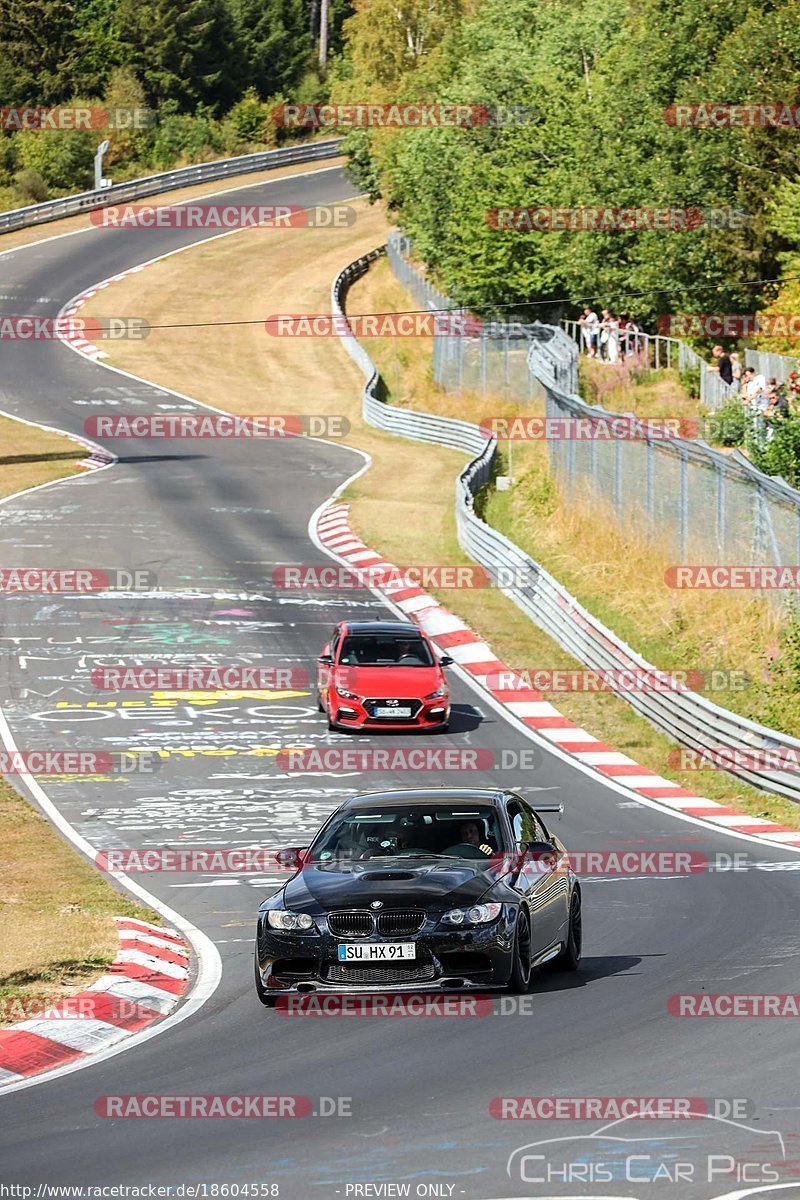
[{"left": 317, "top": 621, "right": 452, "bottom": 732}]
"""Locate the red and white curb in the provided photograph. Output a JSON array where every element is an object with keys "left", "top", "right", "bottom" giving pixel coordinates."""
[
  {"left": 316, "top": 502, "right": 800, "bottom": 849},
  {"left": 59, "top": 264, "right": 147, "bottom": 363},
  {"left": 0, "top": 917, "right": 190, "bottom": 1086}
]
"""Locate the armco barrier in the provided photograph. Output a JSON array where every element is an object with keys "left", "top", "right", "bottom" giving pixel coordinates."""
[
  {"left": 332, "top": 247, "right": 800, "bottom": 803},
  {"left": 0, "top": 139, "right": 343, "bottom": 234}
]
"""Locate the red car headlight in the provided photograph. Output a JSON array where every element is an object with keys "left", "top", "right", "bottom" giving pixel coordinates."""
[{"left": 425, "top": 686, "right": 448, "bottom": 701}]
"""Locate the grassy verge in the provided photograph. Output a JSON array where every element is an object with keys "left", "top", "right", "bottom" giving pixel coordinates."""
[
  {"left": 0, "top": 413, "right": 157, "bottom": 1020},
  {"left": 579, "top": 358, "right": 699, "bottom": 418},
  {"left": 77, "top": 214, "right": 800, "bottom": 830}
]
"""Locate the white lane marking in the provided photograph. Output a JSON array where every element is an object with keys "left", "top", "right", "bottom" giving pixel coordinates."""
[
  {"left": 440, "top": 641, "right": 494, "bottom": 664},
  {"left": 541, "top": 727, "right": 599, "bottom": 743},
  {"left": 116, "top": 929, "right": 189, "bottom": 955},
  {"left": 13, "top": 1018, "right": 129, "bottom": 1052},
  {"left": 115, "top": 949, "right": 188, "bottom": 979},
  {"left": 86, "top": 977, "right": 176, "bottom": 1013},
  {"left": 505, "top": 701, "right": 563, "bottom": 718},
  {"left": 168, "top": 880, "right": 241, "bottom": 888}
]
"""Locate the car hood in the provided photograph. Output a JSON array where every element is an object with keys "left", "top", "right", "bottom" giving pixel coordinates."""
[
  {"left": 281, "top": 856, "right": 498, "bottom": 912},
  {"left": 333, "top": 664, "right": 443, "bottom": 698}
]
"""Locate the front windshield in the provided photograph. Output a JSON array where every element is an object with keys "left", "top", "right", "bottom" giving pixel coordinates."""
[
  {"left": 338, "top": 635, "right": 435, "bottom": 667},
  {"left": 309, "top": 805, "right": 507, "bottom": 863}
]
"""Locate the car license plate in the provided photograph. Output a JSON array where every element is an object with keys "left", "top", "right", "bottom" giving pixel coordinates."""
[
  {"left": 375, "top": 705, "right": 412, "bottom": 717},
  {"left": 337, "top": 943, "right": 415, "bottom": 961}
]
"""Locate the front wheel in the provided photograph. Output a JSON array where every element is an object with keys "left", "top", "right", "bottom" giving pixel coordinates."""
[
  {"left": 549, "top": 890, "right": 582, "bottom": 972},
  {"left": 507, "top": 910, "right": 532, "bottom": 993}
]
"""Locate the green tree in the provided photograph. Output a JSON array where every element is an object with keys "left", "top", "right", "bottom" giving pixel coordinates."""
[
  {"left": 230, "top": 0, "right": 312, "bottom": 98},
  {"left": 0, "top": 0, "right": 79, "bottom": 104},
  {"left": 116, "top": 0, "right": 242, "bottom": 113}
]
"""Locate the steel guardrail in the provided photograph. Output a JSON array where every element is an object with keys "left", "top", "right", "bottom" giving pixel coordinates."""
[
  {"left": 0, "top": 139, "right": 344, "bottom": 234},
  {"left": 332, "top": 247, "right": 800, "bottom": 803}
]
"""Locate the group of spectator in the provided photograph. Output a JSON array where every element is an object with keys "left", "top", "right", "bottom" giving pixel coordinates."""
[
  {"left": 712, "top": 344, "right": 797, "bottom": 422},
  {"left": 578, "top": 307, "right": 643, "bottom": 364}
]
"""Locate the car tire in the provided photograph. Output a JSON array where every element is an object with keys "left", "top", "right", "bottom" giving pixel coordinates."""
[
  {"left": 507, "top": 909, "right": 532, "bottom": 994},
  {"left": 254, "top": 952, "right": 277, "bottom": 1007},
  {"left": 549, "top": 889, "right": 582, "bottom": 972}
]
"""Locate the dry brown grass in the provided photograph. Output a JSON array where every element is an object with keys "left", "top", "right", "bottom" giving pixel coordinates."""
[
  {"left": 78, "top": 214, "right": 800, "bottom": 828},
  {"left": 0, "top": 787, "right": 148, "bottom": 1013},
  {"left": 0, "top": 416, "right": 157, "bottom": 1013},
  {"left": 0, "top": 413, "right": 85, "bottom": 492}
]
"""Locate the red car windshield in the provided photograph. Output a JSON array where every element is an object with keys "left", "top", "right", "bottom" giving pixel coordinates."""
[{"left": 338, "top": 635, "right": 435, "bottom": 667}]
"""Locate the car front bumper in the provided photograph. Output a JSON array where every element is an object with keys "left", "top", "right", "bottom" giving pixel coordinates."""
[
  {"left": 255, "top": 911, "right": 517, "bottom": 995},
  {"left": 331, "top": 696, "right": 450, "bottom": 730}
]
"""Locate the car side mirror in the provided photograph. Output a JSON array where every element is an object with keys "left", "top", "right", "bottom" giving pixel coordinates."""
[
  {"left": 275, "top": 847, "right": 308, "bottom": 870},
  {"left": 439, "top": 656, "right": 453, "bottom": 666},
  {"left": 519, "top": 840, "right": 558, "bottom": 871},
  {"left": 317, "top": 654, "right": 333, "bottom": 665}
]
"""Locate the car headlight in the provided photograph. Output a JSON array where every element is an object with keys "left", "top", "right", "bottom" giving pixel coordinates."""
[
  {"left": 425, "top": 686, "right": 448, "bottom": 700},
  {"left": 335, "top": 686, "right": 360, "bottom": 701},
  {"left": 441, "top": 902, "right": 502, "bottom": 926},
  {"left": 267, "top": 910, "right": 315, "bottom": 931}
]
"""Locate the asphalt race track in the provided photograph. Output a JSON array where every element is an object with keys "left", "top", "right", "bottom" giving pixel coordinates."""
[{"left": 1, "top": 164, "right": 799, "bottom": 1200}]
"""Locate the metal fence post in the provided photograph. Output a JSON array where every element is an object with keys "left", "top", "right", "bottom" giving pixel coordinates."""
[
  {"left": 679, "top": 450, "right": 688, "bottom": 559},
  {"left": 646, "top": 439, "right": 654, "bottom": 524},
  {"left": 716, "top": 462, "right": 726, "bottom": 557}
]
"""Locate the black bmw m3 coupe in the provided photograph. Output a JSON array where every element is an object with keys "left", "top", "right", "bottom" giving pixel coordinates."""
[{"left": 255, "top": 788, "right": 582, "bottom": 1003}]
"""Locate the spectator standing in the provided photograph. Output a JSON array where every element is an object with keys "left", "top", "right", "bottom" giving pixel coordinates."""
[
  {"left": 599, "top": 309, "right": 611, "bottom": 361},
  {"left": 578, "top": 308, "right": 594, "bottom": 355},
  {"left": 742, "top": 367, "right": 768, "bottom": 413},
  {"left": 729, "top": 352, "right": 743, "bottom": 394},
  {"left": 606, "top": 314, "right": 621, "bottom": 364},
  {"left": 583, "top": 308, "right": 600, "bottom": 357},
  {"left": 712, "top": 344, "right": 733, "bottom": 387}
]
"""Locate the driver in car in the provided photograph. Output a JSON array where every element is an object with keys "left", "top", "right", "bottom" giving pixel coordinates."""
[
  {"left": 458, "top": 820, "right": 493, "bottom": 856},
  {"left": 396, "top": 640, "right": 423, "bottom": 665}
]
